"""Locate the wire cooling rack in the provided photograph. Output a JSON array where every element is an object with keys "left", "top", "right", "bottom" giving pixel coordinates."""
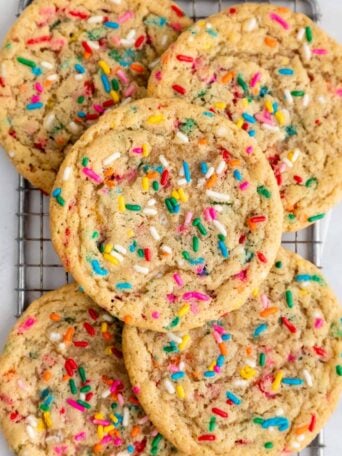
[{"left": 15, "top": 1, "right": 326, "bottom": 455}]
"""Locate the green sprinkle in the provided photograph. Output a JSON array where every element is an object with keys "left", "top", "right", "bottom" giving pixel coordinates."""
[
  {"left": 78, "top": 366, "right": 87, "bottom": 383},
  {"left": 77, "top": 96, "right": 85, "bottom": 104},
  {"left": 264, "top": 442, "right": 274, "bottom": 449},
  {"left": 165, "top": 198, "right": 173, "bottom": 213},
  {"left": 77, "top": 400, "right": 91, "bottom": 409},
  {"left": 193, "top": 236, "right": 199, "bottom": 252},
  {"left": 69, "top": 379, "right": 77, "bottom": 395},
  {"left": 169, "top": 316, "right": 180, "bottom": 328},
  {"left": 218, "top": 234, "right": 225, "bottom": 241},
  {"left": 111, "top": 402, "right": 118, "bottom": 409},
  {"left": 81, "top": 157, "right": 89, "bottom": 166},
  {"left": 237, "top": 74, "right": 248, "bottom": 93},
  {"left": 152, "top": 181, "right": 159, "bottom": 191},
  {"left": 305, "top": 177, "right": 318, "bottom": 188},
  {"left": 257, "top": 185, "right": 271, "bottom": 198},
  {"left": 92, "top": 231, "right": 99, "bottom": 239},
  {"left": 288, "top": 213, "right": 296, "bottom": 220},
  {"left": 209, "top": 416, "right": 217, "bottom": 431},
  {"left": 307, "top": 213, "right": 325, "bottom": 222},
  {"left": 192, "top": 218, "right": 200, "bottom": 226},
  {"left": 151, "top": 434, "right": 163, "bottom": 449},
  {"left": 291, "top": 90, "right": 305, "bottom": 97},
  {"left": 182, "top": 251, "right": 190, "bottom": 260},
  {"left": 99, "top": 243, "right": 105, "bottom": 253},
  {"left": 285, "top": 290, "right": 294, "bottom": 308},
  {"left": 275, "top": 261, "right": 282, "bottom": 269},
  {"left": 253, "top": 417, "right": 264, "bottom": 425},
  {"left": 305, "top": 26, "right": 313, "bottom": 43},
  {"left": 56, "top": 195, "right": 65, "bottom": 207},
  {"left": 286, "top": 125, "right": 297, "bottom": 136},
  {"left": 80, "top": 385, "right": 91, "bottom": 393},
  {"left": 137, "top": 248, "right": 144, "bottom": 258},
  {"left": 336, "top": 365, "right": 342, "bottom": 376},
  {"left": 17, "top": 56, "right": 36, "bottom": 68},
  {"left": 39, "top": 403, "right": 49, "bottom": 411},
  {"left": 111, "top": 78, "right": 120, "bottom": 91},
  {"left": 193, "top": 218, "right": 207, "bottom": 236},
  {"left": 125, "top": 204, "right": 141, "bottom": 211},
  {"left": 259, "top": 353, "right": 266, "bottom": 367}
]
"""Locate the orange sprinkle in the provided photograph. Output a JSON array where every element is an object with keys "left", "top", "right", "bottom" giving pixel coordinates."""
[
  {"left": 130, "top": 426, "right": 141, "bottom": 438},
  {"left": 228, "top": 159, "right": 241, "bottom": 167},
  {"left": 43, "top": 80, "right": 53, "bottom": 89},
  {"left": 63, "top": 327, "right": 75, "bottom": 343},
  {"left": 130, "top": 62, "right": 145, "bottom": 73},
  {"left": 102, "top": 332, "right": 112, "bottom": 341},
  {"left": 205, "top": 174, "right": 218, "bottom": 189},
  {"left": 246, "top": 346, "right": 253, "bottom": 356},
  {"left": 146, "top": 171, "right": 159, "bottom": 180},
  {"left": 295, "top": 424, "right": 309, "bottom": 435},
  {"left": 93, "top": 444, "right": 103, "bottom": 454},
  {"left": 198, "top": 137, "right": 208, "bottom": 145},
  {"left": 83, "top": 52, "right": 91, "bottom": 60},
  {"left": 62, "top": 374, "right": 70, "bottom": 382},
  {"left": 49, "top": 312, "right": 61, "bottom": 322},
  {"left": 264, "top": 36, "right": 278, "bottom": 48},
  {"left": 219, "top": 342, "right": 228, "bottom": 356},
  {"left": 247, "top": 220, "right": 257, "bottom": 231},
  {"left": 276, "top": 6, "right": 289, "bottom": 13},
  {"left": 124, "top": 315, "right": 133, "bottom": 325},
  {"left": 42, "top": 370, "right": 52, "bottom": 382},
  {"left": 260, "top": 307, "right": 279, "bottom": 318},
  {"left": 221, "top": 70, "right": 235, "bottom": 84}
]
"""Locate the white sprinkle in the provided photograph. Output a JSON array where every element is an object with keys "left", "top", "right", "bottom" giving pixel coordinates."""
[
  {"left": 216, "top": 160, "right": 226, "bottom": 175},
  {"left": 177, "top": 178, "right": 187, "bottom": 186},
  {"left": 298, "top": 434, "right": 305, "bottom": 442},
  {"left": 233, "top": 379, "right": 248, "bottom": 388},
  {"left": 9, "top": 151, "right": 15, "bottom": 158},
  {"left": 284, "top": 89, "right": 294, "bottom": 105},
  {"left": 303, "top": 43, "right": 312, "bottom": 61},
  {"left": 283, "top": 158, "right": 293, "bottom": 168},
  {"left": 26, "top": 425, "right": 36, "bottom": 441},
  {"left": 297, "top": 27, "right": 305, "bottom": 41},
  {"left": 215, "top": 125, "right": 230, "bottom": 138},
  {"left": 44, "top": 113, "right": 56, "bottom": 130},
  {"left": 26, "top": 416, "right": 38, "bottom": 427},
  {"left": 47, "top": 74, "right": 58, "bottom": 82},
  {"left": 206, "top": 22, "right": 213, "bottom": 29},
  {"left": 102, "top": 389, "right": 111, "bottom": 398},
  {"left": 205, "top": 167, "right": 215, "bottom": 179},
  {"left": 161, "top": 245, "right": 172, "bottom": 255},
  {"left": 49, "top": 332, "right": 61, "bottom": 342},
  {"left": 147, "top": 198, "right": 156, "bottom": 206},
  {"left": 110, "top": 0, "right": 122, "bottom": 4},
  {"left": 159, "top": 154, "right": 169, "bottom": 168},
  {"left": 318, "top": 96, "right": 326, "bottom": 105},
  {"left": 68, "top": 121, "right": 81, "bottom": 134},
  {"left": 45, "top": 436, "right": 60, "bottom": 444},
  {"left": 292, "top": 148, "right": 301, "bottom": 162},
  {"left": 291, "top": 442, "right": 300, "bottom": 449},
  {"left": 150, "top": 226, "right": 161, "bottom": 241},
  {"left": 262, "top": 123, "right": 280, "bottom": 132},
  {"left": 123, "top": 407, "right": 130, "bottom": 427},
  {"left": 121, "top": 97, "right": 132, "bottom": 106},
  {"left": 179, "top": 166, "right": 184, "bottom": 176},
  {"left": 80, "top": 393, "right": 86, "bottom": 401},
  {"left": 127, "top": 30, "right": 136, "bottom": 41},
  {"left": 206, "top": 189, "right": 230, "bottom": 202},
  {"left": 303, "top": 369, "right": 313, "bottom": 387},
  {"left": 103, "top": 152, "right": 120, "bottom": 165},
  {"left": 75, "top": 74, "right": 84, "bottom": 81},
  {"left": 302, "top": 93, "right": 310, "bottom": 107},
  {"left": 164, "top": 379, "right": 175, "bottom": 394},
  {"left": 111, "top": 251, "right": 124, "bottom": 262},
  {"left": 167, "top": 332, "right": 182, "bottom": 343},
  {"left": 179, "top": 361, "right": 185, "bottom": 370},
  {"left": 148, "top": 58, "right": 160, "bottom": 69},
  {"left": 243, "top": 17, "right": 258, "bottom": 32},
  {"left": 88, "top": 15, "right": 104, "bottom": 24},
  {"left": 246, "top": 358, "right": 256, "bottom": 368},
  {"left": 58, "top": 342, "right": 66, "bottom": 352},
  {"left": 87, "top": 40, "right": 100, "bottom": 50},
  {"left": 41, "top": 61, "right": 54, "bottom": 69},
  {"left": 213, "top": 220, "right": 227, "bottom": 236},
  {"left": 161, "top": 35, "right": 168, "bottom": 46},
  {"left": 214, "top": 204, "right": 223, "bottom": 213},
  {"left": 134, "top": 265, "right": 149, "bottom": 275},
  {"left": 176, "top": 131, "right": 189, "bottom": 143},
  {"left": 102, "top": 313, "right": 114, "bottom": 322},
  {"left": 63, "top": 166, "right": 72, "bottom": 181},
  {"left": 275, "top": 408, "right": 285, "bottom": 416},
  {"left": 143, "top": 208, "right": 157, "bottom": 216},
  {"left": 114, "top": 244, "right": 126, "bottom": 255}
]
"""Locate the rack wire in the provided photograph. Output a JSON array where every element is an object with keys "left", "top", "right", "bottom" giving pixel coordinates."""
[{"left": 15, "top": 1, "right": 326, "bottom": 455}]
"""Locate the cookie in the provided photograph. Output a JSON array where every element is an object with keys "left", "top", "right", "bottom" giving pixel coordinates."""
[
  {"left": 50, "top": 98, "right": 283, "bottom": 331},
  {"left": 0, "top": 0, "right": 191, "bottom": 192},
  {"left": 123, "top": 248, "right": 342, "bottom": 456},
  {"left": 148, "top": 3, "right": 342, "bottom": 231},
  {"left": 0, "top": 284, "right": 177, "bottom": 456}
]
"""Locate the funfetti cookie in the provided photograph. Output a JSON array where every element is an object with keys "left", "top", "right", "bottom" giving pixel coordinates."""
[
  {"left": 50, "top": 98, "right": 283, "bottom": 332},
  {"left": 123, "top": 248, "right": 342, "bottom": 456},
  {"left": 0, "top": 0, "right": 192, "bottom": 193},
  {"left": 148, "top": 3, "right": 342, "bottom": 231},
  {"left": 0, "top": 284, "right": 177, "bottom": 456}
]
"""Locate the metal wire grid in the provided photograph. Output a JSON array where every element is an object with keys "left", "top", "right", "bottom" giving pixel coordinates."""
[{"left": 15, "top": 0, "right": 326, "bottom": 455}]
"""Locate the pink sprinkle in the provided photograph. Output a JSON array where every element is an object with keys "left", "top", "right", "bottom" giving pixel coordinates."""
[
  {"left": 132, "top": 147, "right": 143, "bottom": 154},
  {"left": 82, "top": 167, "right": 102, "bottom": 184},
  {"left": 169, "top": 364, "right": 179, "bottom": 373},
  {"left": 214, "top": 365, "right": 221, "bottom": 373},
  {"left": 35, "top": 82, "right": 43, "bottom": 93},
  {"left": 213, "top": 331, "right": 222, "bottom": 344},
  {"left": 137, "top": 415, "right": 149, "bottom": 425},
  {"left": 246, "top": 146, "right": 254, "bottom": 154},
  {"left": 167, "top": 293, "right": 177, "bottom": 303},
  {"left": 110, "top": 380, "right": 122, "bottom": 393},
  {"left": 101, "top": 435, "right": 114, "bottom": 445},
  {"left": 18, "top": 317, "right": 36, "bottom": 334},
  {"left": 152, "top": 311, "right": 160, "bottom": 319},
  {"left": 336, "top": 89, "right": 342, "bottom": 97},
  {"left": 184, "top": 211, "right": 193, "bottom": 226},
  {"left": 74, "top": 432, "right": 86, "bottom": 442},
  {"left": 261, "top": 294, "right": 269, "bottom": 308},
  {"left": 233, "top": 269, "right": 248, "bottom": 281},
  {"left": 314, "top": 318, "right": 324, "bottom": 329},
  {"left": 132, "top": 385, "right": 140, "bottom": 395},
  {"left": 151, "top": 429, "right": 159, "bottom": 437},
  {"left": 54, "top": 446, "right": 68, "bottom": 455},
  {"left": 203, "top": 207, "right": 212, "bottom": 222},
  {"left": 250, "top": 72, "right": 261, "bottom": 88},
  {"left": 279, "top": 162, "right": 287, "bottom": 173},
  {"left": 183, "top": 291, "right": 211, "bottom": 301},
  {"left": 269, "top": 12, "right": 290, "bottom": 30},
  {"left": 190, "top": 302, "right": 200, "bottom": 314},
  {"left": 117, "top": 69, "right": 129, "bottom": 84},
  {"left": 196, "top": 265, "right": 205, "bottom": 275},
  {"left": 155, "top": 70, "right": 162, "bottom": 81},
  {"left": 123, "top": 83, "right": 136, "bottom": 97},
  {"left": 66, "top": 398, "right": 84, "bottom": 412},
  {"left": 117, "top": 393, "right": 124, "bottom": 406},
  {"left": 288, "top": 353, "right": 297, "bottom": 362},
  {"left": 312, "top": 48, "right": 328, "bottom": 55},
  {"left": 113, "top": 437, "right": 123, "bottom": 446},
  {"left": 213, "top": 324, "right": 225, "bottom": 335},
  {"left": 209, "top": 207, "right": 217, "bottom": 220},
  {"left": 93, "top": 419, "right": 111, "bottom": 425},
  {"left": 93, "top": 104, "right": 104, "bottom": 114},
  {"left": 170, "top": 22, "right": 183, "bottom": 32},
  {"left": 173, "top": 273, "right": 184, "bottom": 287},
  {"left": 118, "top": 11, "right": 134, "bottom": 24},
  {"left": 239, "top": 181, "right": 249, "bottom": 191},
  {"left": 31, "top": 95, "right": 40, "bottom": 103},
  {"left": 255, "top": 112, "right": 276, "bottom": 125}
]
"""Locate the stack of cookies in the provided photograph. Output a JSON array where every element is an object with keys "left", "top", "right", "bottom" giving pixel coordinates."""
[{"left": 0, "top": 1, "right": 341, "bottom": 455}]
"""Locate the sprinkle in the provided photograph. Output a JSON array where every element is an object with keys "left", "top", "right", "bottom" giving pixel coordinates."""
[
  {"left": 307, "top": 213, "right": 325, "bottom": 222},
  {"left": 278, "top": 68, "right": 294, "bottom": 76},
  {"left": 172, "top": 84, "right": 186, "bottom": 95},
  {"left": 171, "top": 372, "right": 185, "bottom": 381},
  {"left": 285, "top": 290, "right": 294, "bottom": 308},
  {"left": 257, "top": 186, "right": 271, "bottom": 198},
  {"left": 237, "top": 74, "right": 248, "bottom": 93},
  {"left": 198, "top": 434, "right": 216, "bottom": 441},
  {"left": 239, "top": 366, "right": 257, "bottom": 380},
  {"left": 26, "top": 102, "right": 43, "bottom": 110},
  {"left": 176, "top": 131, "right": 189, "bottom": 143},
  {"left": 161, "top": 245, "right": 172, "bottom": 255},
  {"left": 309, "top": 414, "right": 317, "bottom": 432},
  {"left": 147, "top": 114, "right": 165, "bottom": 124},
  {"left": 336, "top": 366, "right": 342, "bottom": 376},
  {"left": 303, "top": 369, "right": 313, "bottom": 386},
  {"left": 242, "top": 112, "right": 256, "bottom": 124},
  {"left": 173, "top": 273, "right": 183, "bottom": 287},
  {"left": 159, "top": 154, "right": 169, "bottom": 167},
  {"left": 284, "top": 89, "right": 294, "bottom": 104},
  {"left": 218, "top": 240, "right": 229, "bottom": 258},
  {"left": 104, "top": 21, "right": 120, "bottom": 29},
  {"left": 213, "top": 220, "right": 227, "bottom": 236},
  {"left": 179, "top": 335, "right": 190, "bottom": 351},
  {"left": 150, "top": 226, "right": 161, "bottom": 241},
  {"left": 118, "top": 196, "right": 125, "bottom": 212},
  {"left": 176, "top": 54, "right": 194, "bottom": 63},
  {"left": 270, "top": 13, "right": 290, "bottom": 30},
  {"left": 206, "top": 190, "right": 230, "bottom": 202},
  {"left": 282, "top": 377, "right": 304, "bottom": 386},
  {"left": 17, "top": 56, "right": 36, "bottom": 68},
  {"left": 82, "top": 167, "right": 102, "bottom": 184},
  {"left": 67, "top": 398, "right": 85, "bottom": 412},
  {"left": 134, "top": 265, "right": 149, "bottom": 275},
  {"left": 176, "top": 384, "right": 185, "bottom": 399},
  {"left": 259, "top": 353, "right": 266, "bottom": 367},
  {"left": 253, "top": 323, "right": 268, "bottom": 338},
  {"left": 183, "top": 161, "right": 191, "bottom": 182},
  {"left": 226, "top": 391, "right": 241, "bottom": 405},
  {"left": 91, "top": 260, "right": 108, "bottom": 276},
  {"left": 125, "top": 204, "right": 141, "bottom": 211},
  {"left": 164, "top": 379, "right": 175, "bottom": 394},
  {"left": 244, "top": 17, "right": 258, "bottom": 32},
  {"left": 281, "top": 317, "right": 297, "bottom": 333},
  {"left": 183, "top": 291, "right": 210, "bottom": 301},
  {"left": 116, "top": 282, "right": 132, "bottom": 291},
  {"left": 265, "top": 442, "right": 274, "bottom": 449},
  {"left": 98, "top": 60, "right": 110, "bottom": 75},
  {"left": 262, "top": 417, "right": 290, "bottom": 431},
  {"left": 212, "top": 407, "right": 228, "bottom": 418},
  {"left": 272, "top": 371, "right": 284, "bottom": 391}
]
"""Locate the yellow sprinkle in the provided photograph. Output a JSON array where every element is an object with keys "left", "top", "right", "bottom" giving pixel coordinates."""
[
  {"left": 265, "top": 100, "right": 274, "bottom": 113},
  {"left": 242, "top": 98, "right": 249, "bottom": 108},
  {"left": 110, "top": 90, "right": 120, "bottom": 103},
  {"left": 43, "top": 412, "right": 52, "bottom": 428},
  {"left": 208, "top": 361, "right": 216, "bottom": 371},
  {"left": 179, "top": 334, "right": 190, "bottom": 351},
  {"left": 147, "top": 114, "right": 165, "bottom": 124},
  {"left": 142, "top": 177, "right": 149, "bottom": 191},
  {"left": 98, "top": 60, "right": 110, "bottom": 75},
  {"left": 37, "top": 419, "right": 45, "bottom": 431},
  {"left": 171, "top": 189, "right": 180, "bottom": 200},
  {"left": 103, "top": 253, "right": 119, "bottom": 265},
  {"left": 178, "top": 188, "right": 188, "bottom": 202},
  {"left": 272, "top": 370, "right": 284, "bottom": 391},
  {"left": 101, "top": 322, "right": 108, "bottom": 333},
  {"left": 176, "top": 384, "right": 185, "bottom": 399},
  {"left": 236, "top": 118, "right": 244, "bottom": 129},
  {"left": 104, "top": 425, "right": 114, "bottom": 433},
  {"left": 127, "top": 229, "right": 135, "bottom": 238},
  {"left": 275, "top": 111, "right": 285, "bottom": 125},
  {"left": 177, "top": 304, "right": 189, "bottom": 317},
  {"left": 95, "top": 413, "right": 104, "bottom": 420},
  {"left": 239, "top": 365, "right": 257, "bottom": 380},
  {"left": 214, "top": 101, "right": 226, "bottom": 110},
  {"left": 104, "top": 243, "right": 113, "bottom": 254},
  {"left": 252, "top": 288, "right": 259, "bottom": 298},
  {"left": 287, "top": 150, "right": 295, "bottom": 161},
  {"left": 105, "top": 346, "right": 112, "bottom": 355},
  {"left": 97, "top": 425, "right": 104, "bottom": 439},
  {"left": 118, "top": 195, "right": 125, "bottom": 212},
  {"left": 299, "top": 288, "right": 309, "bottom": 296},
  {"left": 110, "top": 414, "right": 118, "bottom": 423},
  {"left": 197, "top": 20, "right": 206, "bottom": 28},
  {"left": 142, "top": 143, "right": 150, "bottom": 157}
]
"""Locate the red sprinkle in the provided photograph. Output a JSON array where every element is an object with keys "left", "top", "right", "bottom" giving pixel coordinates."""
[
  {"left": 0, "top": 77, "right": 5, "bottom": 87},
  {"left": 69, "top": 10, "right": 90, "bottom": 19},
  {"left": 144, "top": 248, "right": 152, "bottom": 262},
  {"left": 65, "top": 358, "right": 78, "bottom": 376},
  {"left": 309, "top": 414, "right": 316, "bottom": 432},
  {"left": 73, "top": 341, "right": 89, "bottom": 348},
  {"left": 83, "top": 322, "right": 96, "bottom": 336},
  {"left": 198, "top": 434, "right": 216, "bottom": 442},
  {"left": 229, "top": 7, "right": 237, "bottom": 14},
  {"left": 293, "top": 175, "right": 303, "bottom": 184},
  {"left": 88, "top": 308, "right": 99, "bottom": 321},
  {"left": 85, "top": 392, "right": 94, "bottom": 402},
  {"left": 171, "top": 4, "right": 185, "bottom": 17},
  {"left": 103, "top": 99, "right": 115, "bottom": 109},
  {"left": 212, "top": 407, "right": 228, "bottom": 418},
  {"left": 249, "top": 215, "right": 267, "bottom": 224},
  {"left": 172, "top": 84, "right": 186, "bottom": 95},
  {"left": 256, "top": 251, "right": 267, "bottom": 263},
  {"left": 135, "top": 35, "right": 146, "bottom": 49},
  {"left": 313, "top": 345, "right": 326, "bottom": 357},
  {"left": 86, "top": 113, "right": 100, "bottom": 121},
  {"left": 26, "top": 35, "right": 51, "bottom": 45},
  {"left": 176, "top": 54, "right": 194, "bottom": 63},
  {"left": 160, "top": 169, "right": 170, "bottom": 186},
  {"left": 82, "top": 41, "right": 92, "bottom": 54},
  {"left": 281, "top": 317, "right": 297, "bottom": 334}
]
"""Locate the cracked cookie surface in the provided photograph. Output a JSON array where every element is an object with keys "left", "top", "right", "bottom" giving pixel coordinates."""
[
  {"left": 0, "top": 0, "right": 191, "bottom": 192},
  {"left": 50, "top": 98, "right": 282, "bottom": 331}
]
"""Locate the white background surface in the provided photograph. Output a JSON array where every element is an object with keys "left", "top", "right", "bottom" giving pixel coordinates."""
[{"left": 0, "top": 0, "right": 341, "bottom": 455}]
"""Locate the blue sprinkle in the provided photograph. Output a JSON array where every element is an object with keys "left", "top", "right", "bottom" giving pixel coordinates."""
[
  {"left": 206, "top": 28, "right": 218, "bottom": 37},
  {"left": 129, "top": 241, "right": 137, "bottom": 253},
  {"left": 77, "top": 112, "right": 87, "bottom": 118},
  {"left": 248, "top": 130, "right": 256, "bottom": 137},
  {"left": 204, "top": 371, "right": 216, "bottom": 378},
  {"left": 218, "top": 240, "right": 229, "bottom": 258},
  {"left": 226, "top": 391, "right": 242, "bottom": 405},
  {"left": 273, "top": 102, "right": 278, "bottom": 113},
  {"left": 278, "top": 68, "right": 294, "bottom": 75},
  {"left": 183, "top": 161, "right": 191, "bottom": 182},
  {"left": 52, "top": 188, "right": 61, "bottom": 197},
  {"left": 186, "top": 255, "right": 205, "bottom": 265},
  {"left": 253, "top": 323, "right": 268, "bottom": 338},
  {"left": 40, "top": 388, "right": 50, "bottom": 399},
  {"left": 116, "top": 282, "right": 132, "bottom": 291},
  {"left": 216, "top": 355, "right": 225, "bottom": 367},
  {"left": 295, "top": 274, "right": 312, "bottom": 282},
  {"left": 104, "top": 21, "right": 120, "bottom": 29},
  {"left": 155, "top": 165, "right": 163, "bottom": 174},
  {"left": 242, "top": 112, "right": 256, "bottom": 124},
  {"left": 44, "top": 394, "right": 54, "bottom": 407},
  {"left": 32, "top": 67, "right": 42, "bottom": 76},
  {"left": 282, "top": 377, "right": 304, "bottom": 386},
  {"left": 262, "top": 417, "right": 290, "bottom": 432},
  {"left": 203, "top": 111, "right": 215, "bottom": 117},
  {"left": 101, "top": 73, "right": 111, "bottom": 93},
  {"left": 26, "top": 102, "right": 43, "bottom": 110},
  {"left": 200, "top": 161, "right": 208, "bottom": 174},
  {"left": 75, "top": 63, "right": 85, "bottom": 74},
  {"left": 233, "top": 169, "right": 242, "bottom": 181},
  {"left": 91, "top": 259, "right": 108, "bottom": 276},
  {"left": 221, "top": 333, "right": 231, "bottom": 341},
  {"left": 171, "top": 371, "right": 185, "bottom": 381},
  {"left": 127, "top": 444, "right": 135, "bottom": 453}
]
